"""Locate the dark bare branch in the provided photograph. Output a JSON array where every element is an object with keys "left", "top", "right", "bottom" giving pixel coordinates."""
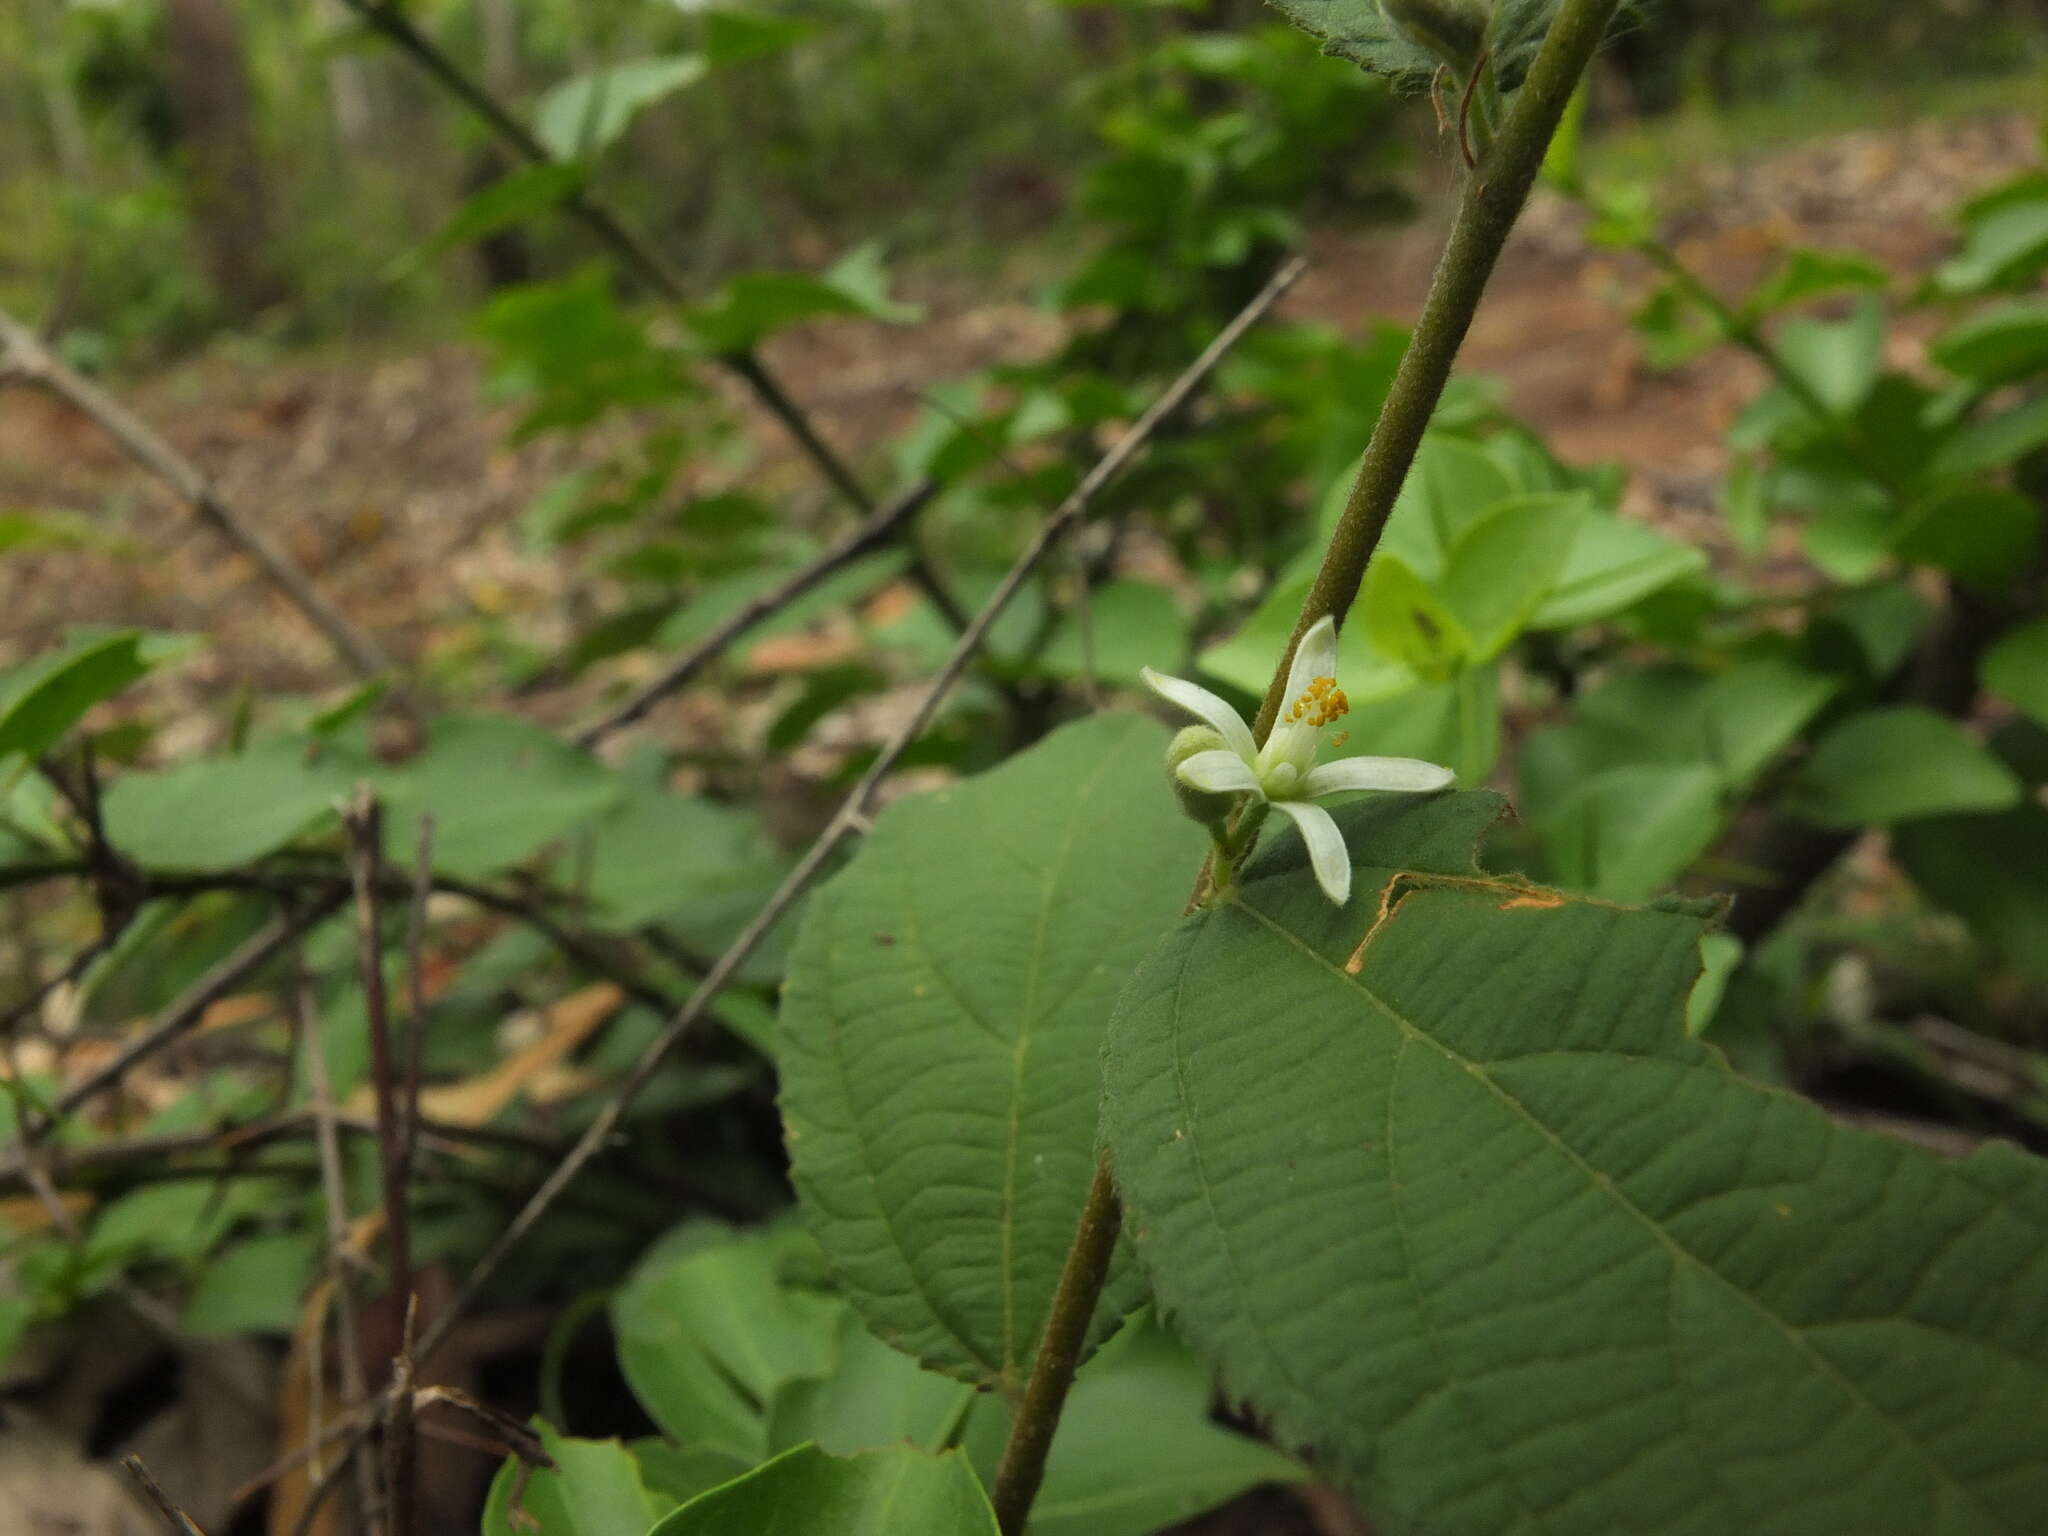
[
  {"left": 0, "top": 304, "right": 390, "bottom": 681},
  {"left": 574, "top": 479, "right": 937, "bottom": 747}
]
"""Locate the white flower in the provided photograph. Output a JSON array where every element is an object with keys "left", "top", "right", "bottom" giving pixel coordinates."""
[{"left": 1142, "top": 615, "right": 1454, "bottom": 905}]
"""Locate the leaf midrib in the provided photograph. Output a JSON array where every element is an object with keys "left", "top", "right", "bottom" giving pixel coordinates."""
[
  {"left": 1228, "top": 891, "right": 2016, "bottom": 1531},
  {"left": 998, "top": 735, "right": 1127, "bottom": 1390}
]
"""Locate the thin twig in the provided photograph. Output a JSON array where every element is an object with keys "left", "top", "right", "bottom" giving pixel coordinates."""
[
  {"left": 402, "top": 817, "right": 434, "bottom": 1186},
  {"left": 411, "top": 253, "right": 1309, "bottom": 1369},
  {"left": 1250, "top": 1, "right": 1622, "bottom": 746},
  {"left": 385, "top": 1296, "right": 420, "bottom": 1536},
  {"left": 342, "top": 788, "right": 415, "bottom": 1321},
  {"left": 0, "top": 1104, "right": 566, "bottom": 1194},
  {"left": 574, "top": 479, "right": 937, "bottom": 747},
  {"left": 294, "top": 957, "right": 380, "bottom": 1529},
  {"left": 9, "top": 858, "right": 688, "bottom": 1025},
  {"left": 243, "top": 256, "right": 1305, "bottom": 1525},
  {"left": 33, "top": 898, "right": 342, "bottom": 1130},
  {"left": 0, "top": 305, "right": 389, "bottom": 681},
  {"left": 337, "top": 0, "right": 970, "bottom": 636},
  {"left": 120, "top": 1455, "right": 208, "bottom": 1536}
]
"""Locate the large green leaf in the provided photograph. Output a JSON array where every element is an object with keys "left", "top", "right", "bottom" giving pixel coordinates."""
[
  {"left": 1982, "top": 618, "right": 2048, "bottom": 727},
  {"left": 1890, "top": 484, "right": 2040, "bottom": 593},
  {"left": 374, "top": 713, "right": 620, "bottom": 880},
  {"left": 585, "top": 786, "right": 790, "bottom": 936},
  {"left": 1895, "top": 806, "right": 2048, "bottom": 985},
  {"left": 103, "top": 742, "right": 351, "bottom": 870},
  {"left": 1931, "top": 393, "right": 2048, "bottom": 479},
  {"left": 1536, "top": 760, "right": 1721, "bottom": 902},
  {"left": 1361, "top": 554, "right": 1471, "bottom": 678},
  {"left": 612, "top": 1222, "right": 843, "bottom": 1464},
  {"left": 1783, "top": 706, "right": 2022, "bottom": 828},
  {"left": 1038, "top": 580, "right": 1189, "bottom": 686},
  {"left": 1934, "top": 197, "right": 2048, "bottom": 296},
  {"left": 181, "top": 1230, "right": 320, "bottom": 1336},
  {"left": 0, "top": 630, "right": 153, "bottom": 762},
  {"left": 1268, "top": 0, "right": 1565, "bottom": 90},
  {"left": 1103, "top": 791, "right": 2048, "bottom": 1536},
  {"left": 962, "top": 1313, "right": 1305, "bottom": 1536},
  {"left": 1929, "top": 299, "right": 2048, "bottom": 385},
  {"left": 482, "top": 1425, "right": 670, "bottom": 1536},
  {"left": 1527, "top": 512, "right": 1706, "bottom": 629},
  {"left": 767, "top": 1310, "right": 977, "bottom": 1459},
  {"left": 780, "top": 714, "right": 1206, "bottom": 1392},
  {"left": 1437, "top": 492, "right": 1588, "bottom": 659},
  {"left": 650, "top": 1443, "right": 998, "bottom": 1536}
]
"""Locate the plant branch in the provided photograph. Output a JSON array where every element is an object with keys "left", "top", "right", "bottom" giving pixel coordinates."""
[
  {"left": 0, "top": 305, "right": 391, "bottom": 682},
  {"left": 31, "top": 897, "right": 343, "bottom": 1131},
  {"left": 121, "top": 1455, "right": 208, "bottom": 1536},
  {"left": 339, "top": 0, "right": 970, "bottom": 635},
  {"left": 574, "top": 479, "right": 937, "bottom": 747},
  {"left": 990, "top": 1158, "right": 1121, "bottom": 1533},
  {"left": 409, "top": 253, "right": 1308, "bottom": 1369},
  {"left": 252, "top": 243, "right": 1305, "bottom": 1536},
  {"left": 991, "top": 8, "right": 1620, "bottom": 1527},
  {"left": 1250, "top": 0, "right": 1624, "bottom": 744},
  {"left": 342, "top": 789, "right": 417, "bottom": 1334},
  {"left": 292, "top": 958, "right": 382, "bottom": 1534}
]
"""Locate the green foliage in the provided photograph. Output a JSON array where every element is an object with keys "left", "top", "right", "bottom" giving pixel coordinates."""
[
  {"left": 1268, "top": 0, "right": 1570, "bottom": 90},
  {"left": 372, "top": 713, "right": 621, "bottom": 879},
  {"left": 1783, "top": 707, "right": 2022, "bottom": 828},
  {"left": 0, "top": 629, "right": 158, "bottom": 763},
  {"left": 612, "top": 1222, "right": 843, "bottom": 1466},
  {"left": 780, "top": 715, "right": 1206, "bottom": 1390},
  {"left": 482, "top": 1425, "right": 673, "bottom": 1536},
  {"left": 1982, "top": 618, "right": 2048, "bottom": 725},
  {"left": 1103, "top": 793, "right": 2048, "bottom": 1534},
  {"left": 689, "top": 244, "right": 922, "bottom": 355},
  {"left": 534, "top": 56, "right": 711, "bottom": 162},
  {"left": 497, "top": 1221, "right": 1292, "bottom": 1534},
  {"left": 102, "top": 741, "right": 350, "bottom": 870},
  {"left": 649, "top": 1443, "right": 998, "bottom": 1536}
]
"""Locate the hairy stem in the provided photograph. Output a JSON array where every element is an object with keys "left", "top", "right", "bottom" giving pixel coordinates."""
[
  {"left": 990, "top": 1160, "right": 1121, "bottom": 1535},
  {"left": 988, "top": 5, "right": 1623, "bottom": 1530},
  {"left": 1251, "top": 0, "right": 1625, "bottom": 743}
]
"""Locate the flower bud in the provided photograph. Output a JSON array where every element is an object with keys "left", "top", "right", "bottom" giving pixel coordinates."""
[
  {"left": 1380, "top": 0, "right": 1487, "bottom": 73},
  {"left": 1165, "top": 725, "right": 1238, "bottom": 828}
]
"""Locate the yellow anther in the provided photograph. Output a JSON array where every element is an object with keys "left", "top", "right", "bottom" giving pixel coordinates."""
[{"left": 1287, "top": 677, "right": 1350, "bottom": 729}]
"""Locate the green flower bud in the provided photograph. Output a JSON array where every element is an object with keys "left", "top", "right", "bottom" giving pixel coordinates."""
[
  {"left": 1380, "top": 0, "right": 1487, "bottom": 73},
  {"left": 1165, "top": 725, "right": 1238, "bottom": 828}
]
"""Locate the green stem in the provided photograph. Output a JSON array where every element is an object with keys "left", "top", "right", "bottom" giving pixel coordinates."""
[
  {"left": 986, "top": 9, "right": 1620, "bottom": 1530},
  {"left": 989, "top": 1159, "right": 1121, "bottom": 1536},
  {"left": 1250, "top": 0, "right": 1626, "bottom": 745}
]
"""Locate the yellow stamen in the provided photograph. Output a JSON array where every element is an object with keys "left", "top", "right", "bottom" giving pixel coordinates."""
[{"left": 1287, "top": 676, "right": 1350, "bottom": 729}]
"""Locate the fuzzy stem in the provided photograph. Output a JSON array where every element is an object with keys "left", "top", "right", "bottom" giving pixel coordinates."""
[
  {"left": 986, "top": 6, "right": 1624, "bottom": 1531},
  {"left": 1250, "top": 0, "right": 1625, "bottom": 745}
]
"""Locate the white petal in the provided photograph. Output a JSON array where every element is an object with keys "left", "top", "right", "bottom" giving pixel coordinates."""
[
  {"left": 1281, "top": 614, "right": 1341, "bottom": 707},
  {"left": 1141, "top": 668, "right": 1257, "bottom": 765},
  {"left": 1271, "top": 799, "right": 1352, "bottom": 906},
  {"left": 1176, "top": 750, "right": 1261, "bottom": 794},
  {"left": 1303, "top": 756, "right": 1455, "bottom": 798}
]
